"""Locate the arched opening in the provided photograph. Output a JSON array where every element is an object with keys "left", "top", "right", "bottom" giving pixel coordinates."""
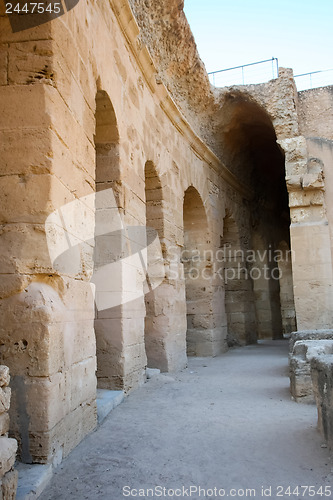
[
  {"left": 221, "top": 212, "right": 256, "bottom": 346},
  {"left": 183, "top": 187, "right": 212, "bottom": 356},
  {"left": 93, "top": 90, "right": 122, "bottom": 389},
  {"left": 144, "top": 161, "right": 166, "bottom": 368},
  {"left": 95, "top": 90, "right": 119, "bottom": 187},
  {"left": 218, "top": 92, "right": 294, "bottom": 341}
]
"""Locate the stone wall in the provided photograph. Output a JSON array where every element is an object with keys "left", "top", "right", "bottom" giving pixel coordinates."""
[
  {"left": 0, "top": 366, "right": 18, "bottom": 499},
  {"left": 0, "top": 0, "right": 232, "bottom": 462},
  {"left": 1, "top": 0, "right": 333, "bottom": 468},
  {"left": 296, "top": 85, "right": 333, "bottom": 295}
]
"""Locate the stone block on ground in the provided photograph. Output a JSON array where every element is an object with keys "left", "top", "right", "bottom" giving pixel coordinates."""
[
  {"left": 0, "top": 414, "right": 9, "bottom": 437},
  {"left": 289, "top": 339, "right": 333, "bottom": 403},
  {"left": 0, "top": 437, "right": 17, "bottom": 479},
  {"left": 0, "top": 368, "right": 10, "bottom": 389},
  {"left": 1, "top": 469, "right": 18, "bottom": 500},
  {"left": 311, "top": 354, "right": 333, "bottom": 450},
  {"left": 0, "top": 388, "right": 11, "bottom": 416},
  {"left": 289, "top": 330, "right": 333, "bottom": 353}
]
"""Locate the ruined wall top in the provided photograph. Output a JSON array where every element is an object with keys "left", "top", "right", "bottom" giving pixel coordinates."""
[
  {"left": 128, "top": 0, "right": 216, "bottom": 146},
  {"left": 297, "top": 86, "right": 333, "bottom": 141}
]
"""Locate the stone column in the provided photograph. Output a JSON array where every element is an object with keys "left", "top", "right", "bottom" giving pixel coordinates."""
[{"left": 280, "top": 136, "right": 333, "bottom": 330}]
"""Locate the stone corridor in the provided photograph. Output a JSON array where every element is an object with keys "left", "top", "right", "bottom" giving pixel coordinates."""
[{"left": 38, "top": 341, "right": 332, "bottom": 500}]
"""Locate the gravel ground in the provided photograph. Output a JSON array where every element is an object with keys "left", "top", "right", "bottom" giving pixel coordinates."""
[{"left": 40, "top": 340, "right": 333, "bottom": 500}]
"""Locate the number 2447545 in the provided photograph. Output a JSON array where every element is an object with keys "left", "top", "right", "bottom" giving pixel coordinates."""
[{"left": 6, "top": 3, "right": 62, "bottom": 14}]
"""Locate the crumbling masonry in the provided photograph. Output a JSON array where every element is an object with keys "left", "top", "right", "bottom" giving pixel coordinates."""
[{"left": 0, "top": 0, "right": 333, "bottom": 465}]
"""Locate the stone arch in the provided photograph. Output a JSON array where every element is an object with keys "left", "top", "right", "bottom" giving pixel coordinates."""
[
  {"left": 93, "top": 89, "right": 123, "bottom": 389},
  {"left": 180, "top": 168, "right": 210, "bottom": 222},
  {"left": 221, "top": 210, "right": 256, "bottom": 346},
  {"left": 218, "top": 91, "right": 292, "bottom": 341},
  {"left": 94, "top": 89, "right": 120, "bottom": 187},
  {"left": 145, "top": 161, "right": 164, "bottom": 239},
  {"left": 183, "top": 186, "right": 216, "bottom": 356}
]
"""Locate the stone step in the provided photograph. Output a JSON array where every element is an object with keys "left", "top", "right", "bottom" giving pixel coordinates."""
[
  {"left": 16, "top": 463, "right": 53, "bottom": 500},
  {"left": 96, "top": 389, "right": 124, "bottom": 424},
  {"left": 16, "top": 390, "right": 124, "bottom": 499}
]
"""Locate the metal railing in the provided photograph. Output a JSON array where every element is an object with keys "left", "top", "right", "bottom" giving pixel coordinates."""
[
  {"left": 208, "top": 57, "right": 333, "bottom": 91},
  {"left": 294, "top": 69, "right": 333, "bottom": 91},
  {"left": 208, "top": 57, "right": 279, "bottom": 87}
]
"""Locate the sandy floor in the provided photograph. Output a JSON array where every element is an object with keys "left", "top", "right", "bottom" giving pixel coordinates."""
[{"left": 40, "top": 340, "right": 332, "bottom": 500}]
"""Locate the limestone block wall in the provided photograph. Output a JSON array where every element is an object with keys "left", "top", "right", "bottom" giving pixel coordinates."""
[
  {"left": 0, "top": 0, "right": 246, "bottom": 463},
  {"left": 0, "top": 4, "right": 97, "bottom": 463},
  {"left": 0, "top": 366, "right": 18, "bottom": 499},
  {"left": 1, "top": 0, "right": 332, "bottom": 468},
  {"left": 291, "top": 86, "right": 333, "bottom": 330}
]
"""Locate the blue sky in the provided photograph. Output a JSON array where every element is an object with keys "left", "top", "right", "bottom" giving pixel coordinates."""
[{"left": 184, "top": 0, "right": 333, "bottom": 89}]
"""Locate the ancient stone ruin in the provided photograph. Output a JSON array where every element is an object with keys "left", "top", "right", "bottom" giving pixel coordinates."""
[{"left": 0, "top": 0, "right": 333, "bottom": 482}]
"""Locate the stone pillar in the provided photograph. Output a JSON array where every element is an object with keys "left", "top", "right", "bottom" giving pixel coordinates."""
[
  {"left": 0, "top": 72, "right": 97, "bottom": 463},
  {"left": 280, "top": 136, "right": 333, "bottom": 330},
  {"left": 144, "top": 172, "right": 187, "bottom": 373}
]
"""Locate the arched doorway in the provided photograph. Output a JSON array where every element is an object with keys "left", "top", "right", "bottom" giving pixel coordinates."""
[
  {"left": 144, "top": 161, "right": 166, "bottom": 368},
  {"left": 183, "top": 186, "right": 213, "bottom": 356},
  {"left": 93, "top": 90, "right": 122, "bottom": 389},
  {"left": 218, "top": 92, "right": 295, "bottom": 341}
]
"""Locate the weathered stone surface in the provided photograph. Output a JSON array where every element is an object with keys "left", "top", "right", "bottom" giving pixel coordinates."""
[
  {"left": 298, "top": 86, "right": 333, "bottom": 141},
  {"left": 1, "top": 469, "right": 18, "bottom": 500},
  {"left": 289, "top": 339, "right": 333, "bottom": 403},
  {"left": 311, "top": 354, "right": 333, "bottom": 450},
  {"left": 0, "top": 366, "right": 18, "bottom": 495},
  {"left": 0, "top": 0, "right": 333, "bottom": 471},
  {"left": 0, "top": 369, "right": 9, "bottom": 389},
  {"left": 0, "top": 438, "right": 17, "bottom": 479},
  {"left": 0, "top": 390, "right": 10, "bottom": 416},
  {"left": 289, "top": 330, "right": 333, "bottom": 353},
  {"left": 0, "top": 415, "right": 10, "bottom": 437}
]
